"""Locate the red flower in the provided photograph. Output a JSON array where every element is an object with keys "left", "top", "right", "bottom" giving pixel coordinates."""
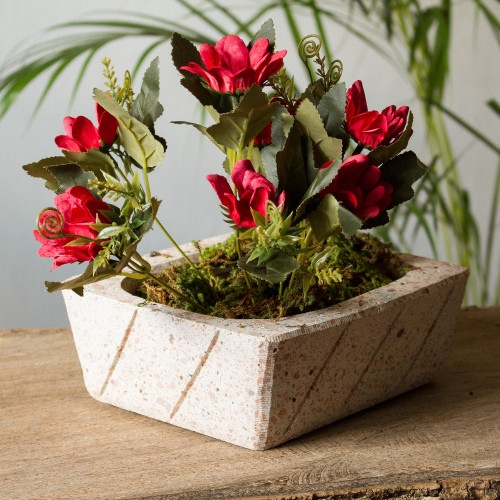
[
  {"left": 254, "top": 122, "right": 272, "bottom": 146},
  {"left": 181, "top": 36, "right": 286, "bottom": 94},
  {"left": 207, "top": 159, "right": 285, "bottom": 227},
  {"left": 346, "top": 80, "right": 410, "bottom": 149},
  {"left": 320, "top": 154, "right": 393, "bottom": 220},
  {"left": 55, "top": 103, "right": 118, "bottom": 152},
  {"left": 34, "top": 186, "right": 110, "bottom": 270}
]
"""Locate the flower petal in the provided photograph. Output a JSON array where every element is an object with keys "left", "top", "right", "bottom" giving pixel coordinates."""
[
  {"left": 217, "top": 35, "right": 249, "bottom": 73},
  {"left": 54, "top": 135, "right": 85, "bottom": 152},
  {"left": 249, "top": 38, "right": 269, "bottom": 67},
  {"left": 199, "top": 43, "right": 220, "bottom": 69},
  {"left": 71, "top": 116, "right": 101, "bottom": 151}
]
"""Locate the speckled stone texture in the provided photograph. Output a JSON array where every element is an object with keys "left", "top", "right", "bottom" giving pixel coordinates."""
[{"left": 62, "top": 234, "right": 468, "bottom": 450}]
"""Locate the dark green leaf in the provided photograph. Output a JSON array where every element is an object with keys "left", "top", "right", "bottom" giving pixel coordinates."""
[
  {"left": 368, "top": 112, "right": 414, "bottom": 166},
  {"left": 307, "top": 193, "right": 340, "bottom": 241},
  {"left": 276, "top": 124, "right": 309, "bottom": 211},
  {"left": 379, "top": 151, "right": 427, "bottom": 209},
  {"left": 130, "top": 56, "right": 164, "bottom": 129},
  {"left": 22, "top": 156, "right": 73, "bottom": 192},
  {"left": 171, "top": 31, "right": 203, "bottom": 73},
  {"left": 62, "top": 149, "right": 115, "bottom": 180},
  {"left": 362, "top": 210, "right": 390, "bottom": 229},
  {"left": 45, "top": 164, "right": 97, "bottom": 195},
  {"left": 172, "top": 120, "right": 226, "bottom": 153},
  {"left": 206, "top": 84, "right": 278, "bottom": 151},
  {"left": 134, "top": 197, "right": 160, "bottom": 237},
  {"left": 249, "top": 19, "right": 275, "bottom": 51},
  {"left": 237, "top": 249, "right": 299, "bottom": 284},
  {"left": 317, "top": 83, "right": 347, "bottom": 139},
  {"left": 294, "top": 98, "right": 343, "bottom": 167},
  {"left": 295, "top": 158, "right": 342, "bottom": 219},
  {"left": 260, "top": 105, "right": 294, "bottom": 187},
  {"left": 338, "top": 205, "right": 362, "bottom": 237}
]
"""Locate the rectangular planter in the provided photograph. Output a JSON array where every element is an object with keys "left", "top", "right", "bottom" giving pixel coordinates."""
[{"left": 63, "top": 234, "right": 468, "bottom": 450}]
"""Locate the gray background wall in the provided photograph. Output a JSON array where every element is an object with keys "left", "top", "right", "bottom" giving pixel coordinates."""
[{"left": 0, "top": 1, "right": 498, "bottom": 328}]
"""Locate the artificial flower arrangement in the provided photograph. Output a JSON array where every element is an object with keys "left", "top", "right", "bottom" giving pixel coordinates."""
[{"left": 27, "top": 20, "right": 427, "bottom": 319}]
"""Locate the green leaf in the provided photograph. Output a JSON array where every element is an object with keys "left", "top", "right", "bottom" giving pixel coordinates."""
[
  {"left": 97, "top": 225, "right": 128, "bottom": 239},
  {"left": 62, "top": 149, "right": 115, "bottom": 180},
  {"left": 276, "top": 124, "right": 310, "bottom": 211},
  {"left": 64, "top": 238, "right": 93, "bottom": 247},
  {"left": 249, "top": 19, "right": 275, "bottom": 51},
  {"left": 307, "top": 194, "right": 340, "bottom": 241},
  {"left": 45, "top": 163, "right": 97, "bottom": 195},
  {"left": 22, "top": 156, "right": 72, "bottom": 192},
  {"left": 317, "top": 83, "right": 347, "bottom": 138},
  {"left": 302, "top": 274, "right": 315, "bottom": 297},
  {"left": 379, "top": 151, "right": 427, "bottom": 209},
  {"left": 133, "top": 197, "right": 160, "bottom": 237},
  {"left": 295, "top": 158, "right": 342, "bottom": 219},
  {"left": 206, "top": 84, "right": 278, "bottom": 151},
  {"left": 130, "top": 56, "right": 164, "bottom": 130},
  {"left": 237, "top": 249, "right": 299, "bottom": 284},
  {"left": 294, "top": 98, "right": 343, "bottom": 167},
  {"left": 260, "top": 105, "right": 294, "bottom": 187},
  {"left": 338, "top": 205, "right": 363, "bottom": 237},
  {"left": 368, "top": 112, "right": 414, "bottom": 166},
  {"left": 250, "top": 207, "right": 266, "bottom": 227},
  {"left": 172, "top": 120, "right": 226, "bottom": 153},
  {"left": 45, "top": 240, "right": 139, "bottom": 295},
  {"left": 131, "top": 170, "right": 141, "bottom": 197},
  {"left": 93, "top": 88, "right": 164, "bottom": 169}
]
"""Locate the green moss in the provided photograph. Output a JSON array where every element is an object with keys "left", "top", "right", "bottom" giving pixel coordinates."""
[{"left": 137, "top": 233, "right": 409, "bottom": 319}]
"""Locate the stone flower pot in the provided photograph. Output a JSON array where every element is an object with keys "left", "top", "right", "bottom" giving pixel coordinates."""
[{"left": 63, "top": 234, "right": 468, "bottom": 450}]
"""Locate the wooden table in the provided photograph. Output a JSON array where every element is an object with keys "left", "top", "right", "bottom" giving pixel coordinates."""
[{"left": 1, "top": 307, "right": 499, "bottom": 499}]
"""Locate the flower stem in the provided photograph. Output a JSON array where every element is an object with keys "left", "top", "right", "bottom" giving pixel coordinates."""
[
  {"left": 353, "top": 143, "right": 364, "bottom": 155},
  {"left": 153, "top": 217, "right": 217, "bottom": 298}
]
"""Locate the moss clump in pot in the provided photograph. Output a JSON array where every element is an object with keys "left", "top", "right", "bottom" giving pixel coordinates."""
[{"left": 138, "top": 233, "right": 409, "bottom": 319}]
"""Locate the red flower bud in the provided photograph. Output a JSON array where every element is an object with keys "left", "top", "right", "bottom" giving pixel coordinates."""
[
  {"left": 346, "top": 80, "right": 411, "bottom": 149},
  {"left": 320, "top": 154, "right": 393, "bottom": 220},
  {"left": 55, "top": 103, "right": 118, "bottom": 152},
  {"left": 207, "top": 159, "right": 285, "bottom": 227}
]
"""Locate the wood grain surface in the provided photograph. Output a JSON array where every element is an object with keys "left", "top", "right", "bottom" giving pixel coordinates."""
[{"left": 1, "top": 307, "right": 499, "bottom": 499}]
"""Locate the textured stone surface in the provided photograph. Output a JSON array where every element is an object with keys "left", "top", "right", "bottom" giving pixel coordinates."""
[{"left": 62, "top": 235, "right": 469, "bottom": 450}]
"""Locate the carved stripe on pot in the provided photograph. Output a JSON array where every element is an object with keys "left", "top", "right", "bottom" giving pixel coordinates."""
[
  {"left": 282, "top": 323, "right": 351, "bottom": 436},
  {"left": 169, "top": 330, "right": 221, "bottom": 421},
  {"left": 339, "top": 309, "right": 403, "bottom": 409},
  {"left": 99, "top": 310, "right": 138, "bottom": 397},
  {"left": 397, "top": 286, "right": 455, "bottom": 390}
]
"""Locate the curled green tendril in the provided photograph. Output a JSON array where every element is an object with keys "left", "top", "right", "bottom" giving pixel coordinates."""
[
  {"left": 299, "top": 34, "right": 322, "bottom": 62},
  {"left": 298, "top": 34, "right": 322, "bottom": 86},
  {"left": 37, "top": 207, "right": 65, "bottom": 240},
  {"left": 328, "top": 59, "right": 343, "bottom": 86}
]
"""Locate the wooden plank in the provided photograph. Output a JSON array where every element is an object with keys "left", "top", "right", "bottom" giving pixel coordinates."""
[{"left": 1, "top": 308, "right": 499, "bottom": 499}]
